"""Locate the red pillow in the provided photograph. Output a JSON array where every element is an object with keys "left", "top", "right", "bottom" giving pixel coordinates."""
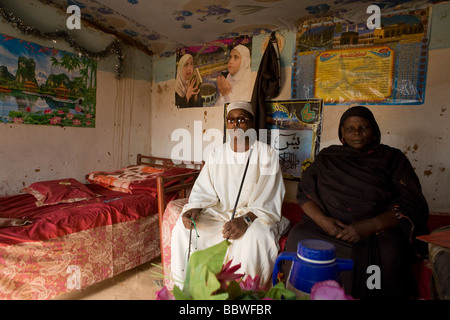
[{"left": 23, "top": 178, "right": 97, "bottom": 207}]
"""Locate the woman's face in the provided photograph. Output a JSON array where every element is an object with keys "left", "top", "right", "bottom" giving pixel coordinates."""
[
  {"left": 228, "top": 49, "right": 242, "bottom": 76},
  {"left": 182, "top": 57, "right": 194, "bottom": 80},
  {"left": 340, "top": 116, "right": 375, "bottom": 149}
]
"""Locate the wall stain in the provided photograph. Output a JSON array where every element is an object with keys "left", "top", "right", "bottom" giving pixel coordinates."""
[
  {"left": 440, "top": 107, "right": 447, "bottom": 116},
  {"left": 424, "top": 164, "right": 433, "bottom": 177},
  {"left": 403, "top": 143, "right": 419, "bottom": 156}
]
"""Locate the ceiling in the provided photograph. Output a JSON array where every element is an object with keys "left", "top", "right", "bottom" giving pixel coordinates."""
[{"left": 35, "top": 0, "right": 444, "bottom": 56}]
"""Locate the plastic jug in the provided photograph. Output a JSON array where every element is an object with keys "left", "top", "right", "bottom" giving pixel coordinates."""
[{"left": 272, "top": 239, "right": 353, "bottom": 297}]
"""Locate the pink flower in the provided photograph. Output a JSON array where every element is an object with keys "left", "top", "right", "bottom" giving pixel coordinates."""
[
  {"left": 72, "top": 119, "right": 81, "bottom": 126},
  {"left": 85, "top": 113, "right": 93, "bottom": 119},
  {"left": 49, "top": 116, "right": 62, "bottom": 125},
  {"left": 216, "top": 260, "right": 244, "bottom": 290},
  {"left": 310, "top": 280, "right": 356, "bottom": 300},
  {"left": 12, "top": 117, "right": 24, "bottom": 124},
  {"left": 58, "top": 109, "right": 65, "bottom": 115},
  {"left": 156, "top": 286, "right": 175, "bottom": 300},
  {"left": 239, "top": 275, "right": 267, "bottom": 292},
  {"left": 26, "top": 107, "right": 31, "bottom": 112},
  {"left": 44, "top": 109, "right": 52, "bottom": 114},
  {"left": 66, "top": 113, "right": 74, "bottom": 119}
]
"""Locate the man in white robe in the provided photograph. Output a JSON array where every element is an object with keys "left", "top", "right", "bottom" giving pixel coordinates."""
[{"left": 170, "top": 101, "right": 286, "bottom": 288}]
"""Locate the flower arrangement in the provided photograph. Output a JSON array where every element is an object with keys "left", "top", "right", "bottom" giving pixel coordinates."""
[{"left": 155, "top": 240, "right": 355, "bottom": 300}]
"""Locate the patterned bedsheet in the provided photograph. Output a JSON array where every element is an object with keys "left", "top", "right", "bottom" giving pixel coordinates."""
[
  {"left": 0, "top": 214, "right": 160, "bottom": 300},
  {"left": 0, "top": 165, "right": 197, "bottom": 299},
  {"left": 0, "top": 184, "right": 159, "bottom": 299}
]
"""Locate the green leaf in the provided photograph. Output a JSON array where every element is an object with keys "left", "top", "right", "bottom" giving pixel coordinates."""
[
  {"left": 264, "top": 282, "right": 297, "bottom": 300},
  {"left": 190, "top": 265, "right": 228, "bottom": 300},
  {"left": 225, "top": 280, "right": 243, "bottom": 300},
  {"left": 183, "top": 240, "right": 230, "bottom": 293},
  {"left": 173, "top": 285, "right": 191, "bottom": 300}
]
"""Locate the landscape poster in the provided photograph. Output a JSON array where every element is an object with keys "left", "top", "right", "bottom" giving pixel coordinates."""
[{"left": 0, "top": 33, "right": 97, "bottom": 127}]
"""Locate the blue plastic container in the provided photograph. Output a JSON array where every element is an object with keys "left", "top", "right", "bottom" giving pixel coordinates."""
[{"left": 272, "top": 239, "right": 353, "bottom": 294}]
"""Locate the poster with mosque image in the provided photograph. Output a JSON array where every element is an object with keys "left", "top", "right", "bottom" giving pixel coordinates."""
[
  {"left": 175, "top": 36, "right": 253, "bottom": 108},
  {"left": 292, "top": 7, "right": 431, "bottom": 105},
  {"left": 0, "top": 33, "right": 97, "bottom": 127}
]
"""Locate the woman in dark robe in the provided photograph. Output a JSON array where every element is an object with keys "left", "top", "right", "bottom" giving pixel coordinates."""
[{"left": 282, "top": 106, "right": 429, "bottom": 300}]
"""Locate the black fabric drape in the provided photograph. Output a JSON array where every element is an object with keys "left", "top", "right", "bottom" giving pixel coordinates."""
[{"left": 250, "top": 33, "right": 280, "bottom": 133}]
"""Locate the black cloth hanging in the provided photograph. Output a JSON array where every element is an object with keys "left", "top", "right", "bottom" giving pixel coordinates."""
[{"left": 250, "top": 32, "right": 281, "bottom": 133}]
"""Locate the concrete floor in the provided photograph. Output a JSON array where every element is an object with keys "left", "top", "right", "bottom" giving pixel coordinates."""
[{"left": 54, "top": 257, "right": 163, "bottom": 300}]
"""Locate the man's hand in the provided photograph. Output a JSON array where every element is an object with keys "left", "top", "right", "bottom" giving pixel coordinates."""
[
  {"left": 182, "top": 208, "right": 202, "bottom": 229},
  {"left": 222, "top": 212, "right": 257, "bottom": 240},
  {"left": 222, "top": 217, "right": 247, "bottom": 240}
]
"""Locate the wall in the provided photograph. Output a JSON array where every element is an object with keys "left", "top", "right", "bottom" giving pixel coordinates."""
[
  {"left": 150, "top": 2, "right": 450, "bottom": 214},
  {"left": 0, "top": 1, "right": 153, "bottom": 195},
  {"left": 0, "top": 1, "right": 449, "bottom": 214}
]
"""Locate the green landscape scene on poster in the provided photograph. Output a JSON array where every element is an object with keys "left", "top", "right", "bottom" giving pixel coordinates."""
[{"left": 0, "top": 33, "right": 97, "bottom": 127}]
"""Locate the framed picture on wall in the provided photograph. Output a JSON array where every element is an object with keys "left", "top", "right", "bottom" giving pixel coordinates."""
[
  {"left": 266, "top": 99, "right": 323, "bottom": 181},
  {"left": 0, "top": 33, "right": 97, "bottom": 127},
  {"left": 175, "top": 36, "right": 253, "bottom": 108}
]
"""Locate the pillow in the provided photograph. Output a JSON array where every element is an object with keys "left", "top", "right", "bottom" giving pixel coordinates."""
[
  {"left": 23, "top": 178, "right": 97, "bottom": 207},
  {"left": 87, "top": 165, "right": 166, "bottom": 193}
]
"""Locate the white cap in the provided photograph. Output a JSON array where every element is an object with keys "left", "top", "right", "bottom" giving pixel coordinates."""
[{"left": 226, "top": 101, "right": 254, "bottom": 116}]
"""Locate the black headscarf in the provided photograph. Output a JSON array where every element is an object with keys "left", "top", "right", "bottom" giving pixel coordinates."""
[{"left": 338, "top": 106, "right": 381, "bottom": 146}]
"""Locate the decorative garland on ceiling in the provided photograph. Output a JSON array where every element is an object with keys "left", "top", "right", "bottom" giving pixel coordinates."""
[{"left": 0, "top": 3, "right": 124, "bottom": 79}]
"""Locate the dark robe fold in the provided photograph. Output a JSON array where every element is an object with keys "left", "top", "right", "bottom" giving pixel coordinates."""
[{"left": 250, "top": 35, "right": 280, "bottom": 132}]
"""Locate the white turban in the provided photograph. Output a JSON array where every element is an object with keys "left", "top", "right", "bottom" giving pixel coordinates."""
[{"left": 226, "top": 101, "right": 254, "bottom": 116}]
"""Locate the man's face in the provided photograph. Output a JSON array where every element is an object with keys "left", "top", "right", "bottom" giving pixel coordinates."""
[{"left": 226, "top": 109, "right": 254, "bottom": 132}]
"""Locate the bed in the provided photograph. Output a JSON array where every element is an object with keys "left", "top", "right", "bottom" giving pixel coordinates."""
[{"left": 0, "top": 154, "right": 201, "bottom": 300}]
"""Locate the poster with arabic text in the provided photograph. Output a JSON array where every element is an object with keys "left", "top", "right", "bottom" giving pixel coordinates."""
[{"left": 266, "top": 99, "right": 323, "bottom": 181}]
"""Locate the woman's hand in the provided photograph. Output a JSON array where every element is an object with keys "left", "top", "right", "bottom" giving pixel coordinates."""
[
  {"left": 182, "top": 208, "right": 202, "bottom": 229},
  {"left": 216, "top": 75, "right": 231, "bottom": 96},
  {"left": 186, "top": 78, "right": 200, "bottom": 102},
  {"left": 335, "top": 219, "right": 376, "bottom": 243},
  {"left": 301, "top": 201, "right": 347, "bottom": 237},
  {"left": 336, "top": 210, "right": 399, "bottom": 243},
  {"left": 315, "top": 216, "right": 348, "bottom": 238}
]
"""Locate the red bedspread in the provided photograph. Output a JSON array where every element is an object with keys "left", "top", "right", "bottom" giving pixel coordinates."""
[{"left": 0, "top": 184, "right": 157, "bottom": 246}]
